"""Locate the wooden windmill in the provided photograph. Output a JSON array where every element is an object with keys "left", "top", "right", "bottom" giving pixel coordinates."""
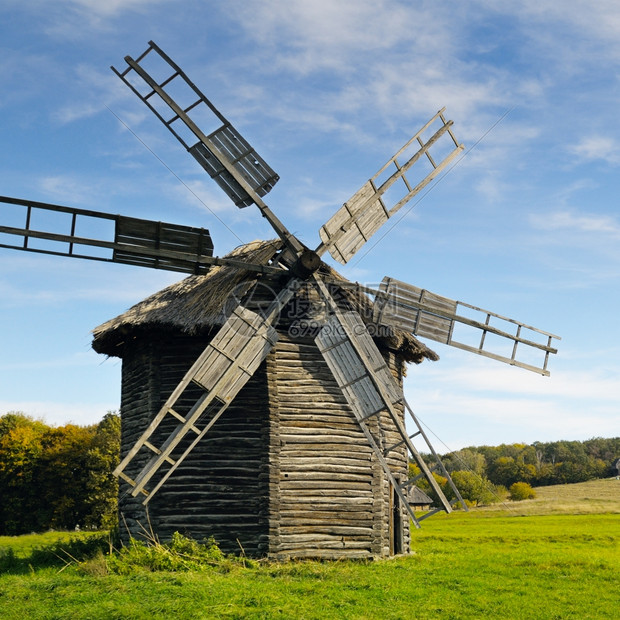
[{"left": 0, "top": 41, "right": 560, "bottom": 558}]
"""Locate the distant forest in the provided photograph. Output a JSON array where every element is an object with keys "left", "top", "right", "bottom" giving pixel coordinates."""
[
  {"left": 415, "top": 437, "right": 620, "bottom": 506},
  {"left": 438, "top": 437, "right": 620, "bottom": 488},
  {"left": 0, "top": 411, "right": 617, "bottom": 535}
]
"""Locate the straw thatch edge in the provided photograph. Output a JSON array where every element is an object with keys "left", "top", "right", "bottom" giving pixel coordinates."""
[{"left": 92, "top": 239, "right": 438, "bottom": 365}]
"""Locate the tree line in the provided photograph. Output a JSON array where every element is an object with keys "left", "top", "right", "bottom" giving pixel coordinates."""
[
  {"left": 0, "top": 412, "right": 119, "bottom": 536},
  {"left": 414, "top": 437, "right": 619, "bottom": 507},
  {"left": 442, "top": 438, "right": 619, "bottom": 487}
]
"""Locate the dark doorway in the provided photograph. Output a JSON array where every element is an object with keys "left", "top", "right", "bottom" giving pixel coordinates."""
[{"left": 390, "top": 485, "right": 403, "bottom": 555}]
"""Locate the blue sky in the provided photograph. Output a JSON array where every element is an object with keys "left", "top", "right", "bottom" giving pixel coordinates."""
[{"left": 0, "top": 0, "right": 618, "bottom": 451}]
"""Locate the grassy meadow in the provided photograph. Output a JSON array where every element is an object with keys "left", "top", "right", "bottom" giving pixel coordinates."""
[{"left": 0, "top": 478, "right": 618, "bottom": 619}]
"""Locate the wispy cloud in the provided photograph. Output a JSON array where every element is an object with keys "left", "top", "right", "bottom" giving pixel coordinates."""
[
  {"left": 530, "top": 209, "right": 620, "bottom": 238},
  {"left": 66, "top": 0, "right": 170, "bottom": 18},
  {"left": 525, "top": 208, "right": 620, "bottom": 289},
  {"left": 0, "top": 254, "right": 180, "bottom": 308},
  {"left": 0, "top": 51, "right": 61, "bottom": 112},
  {"left": 52, "top": 65, "right": 124, "bottom": 124},
  {"left": 44, "top": 0, "right": 172, "bottom": 37},
  {"left": 567, "top": 136, "right": 620, "bottom": 166},
  {"left": 407, "top": 356, "right": 620, "bottom": 448},
  {"left": 510, "top": 0, "right": 620, "bottom": 43},
  {"left": 38, "top": 175, "right": 101, "bottom": 205},
  {"left": 229, "top": 0, "right": 444, "bottom": 75},
  {"left": 220, "top": 0, "right": 552, "bottom": 173}
]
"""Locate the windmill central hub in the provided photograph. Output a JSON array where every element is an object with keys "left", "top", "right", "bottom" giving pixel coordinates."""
[{"left": 292, "top": 248, "right": 322, "bottom": 279}]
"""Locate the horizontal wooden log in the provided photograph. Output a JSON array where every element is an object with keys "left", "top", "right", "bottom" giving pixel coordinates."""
[
  {"left": 281, "top": 469, "right": 371, "bottom": 479},
  {"left": 272, "top": 550, "right": 372, "bottom": 560},
  {"left": 279, "top": 445, "right": 373, "bottom": 456},
  {"left": 278, "top": 529, "right": 374, "bottom": 542},
  {"left": 278, "top": 514, "right": 373, "bottom": 525},
  {"left": 280, "top": 481, "right": 371, "bottom": 491},
  {"left": 279, "top": 495, "right": 373, "bottom": 505},
  {"left": 274, "top": 539, "right": 373, "bottom": 550},
  {"left": 282, "top": 456, "right": 373, "bottom": 467}
]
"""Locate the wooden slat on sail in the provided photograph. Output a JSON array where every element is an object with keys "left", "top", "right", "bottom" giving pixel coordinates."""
[{"left": 114, "top": 305, "right": 278, "bottom": 501}]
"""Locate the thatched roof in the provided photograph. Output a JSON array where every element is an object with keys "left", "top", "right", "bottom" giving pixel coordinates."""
[
  {"left": 407, "top": 485, "right": 434, "bottom": 506},
  {"left": 92, "top": 239, "right": 438, "bottom": 365}
]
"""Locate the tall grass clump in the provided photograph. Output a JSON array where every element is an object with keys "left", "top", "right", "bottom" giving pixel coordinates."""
[{"left": 105, "top": 532, "right": 247, "bottom": 574}]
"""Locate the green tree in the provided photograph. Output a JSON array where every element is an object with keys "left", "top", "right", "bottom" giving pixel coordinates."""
[
  {"left": 35, "top": 423, "right": 97, "bottom": 530},
  {"left": 0, "top": 411, "right": 120, "bottom": 534},
  {"left": 442, "top": 437, "right": 619, "bottom": 489},
  {"left": 442, "top": 449, "right": 487, "bottom": 476},
  {"left": 85, "top": 412, "right": 120, "bottom": 529},
  {"left": 0, "top": 413, "right": 47, "bottom": 534},
  {"left": 509, "top": 481, "right": 536, "bottom": 501},
  {"left": 488, "top": 456, "right": 535, "bottom": 487},
  {"left": 450, "top": 470, "right": 499, "bottom": 506}
]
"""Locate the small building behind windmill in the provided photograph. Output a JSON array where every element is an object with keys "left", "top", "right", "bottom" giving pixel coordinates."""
[
  {"left": 406, "top": 485, "right": 434, "bottom": 512},
  {"left": 92, "top": 239, "right": 438, "bottom": 560}
]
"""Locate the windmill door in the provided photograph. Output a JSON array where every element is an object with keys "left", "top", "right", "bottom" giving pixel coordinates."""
[{"left": 390, "top": 483, "right": 404, "bottom": 555}]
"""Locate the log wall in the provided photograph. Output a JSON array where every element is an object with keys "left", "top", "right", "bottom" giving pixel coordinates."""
[
  {"left": 118, "top": 333, "right": 271, "bottom": 555},
  {"left": 267, "top": 334, "right": 410, "bottom": 559},
  {"left": 117, "top": 322, "right": 410, "bottom": 558}
]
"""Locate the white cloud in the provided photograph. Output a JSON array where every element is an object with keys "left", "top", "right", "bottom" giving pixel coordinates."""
[
  {"left": 47, "top": 0, "right": 172, "bottom": 36},
  {"left": 406, "top": 356, "right": 620, "bottom": 448},
  {"left": 52, "top": 66, "right": 123, "bottom": 124},
  {"left": 530, "top": 209, "right": 620, "bottom": 238},
  {"left": 229, "top": 0, "right": 444, "bottom": 75},
  {"left": 568, "top": 136, "right": 620, "bottom": 166},
  {"left": 0, "top": 52, "right": 60, "bottom": 111},
  {"left": 509, "top": 0, "right": 620, "bottom": 42},
  {"left": 524, "top": 208, "right": 620, "bottom": 289},
  {"left": 0, "top": 254, "right": 180, "bottom": 308},
  {"left": 38, "top": 175, "right": 99, "bottom": 205},
  {"left": 66, "top": 0, "right": 169, "bottom": 17},
  {"left": 169, "top": 178, "right": 247, "bottom": 218}
]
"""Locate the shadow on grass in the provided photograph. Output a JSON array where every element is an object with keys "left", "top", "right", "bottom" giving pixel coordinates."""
[{"left": 0, "top": 533, "right": 113, "bottom": 575}]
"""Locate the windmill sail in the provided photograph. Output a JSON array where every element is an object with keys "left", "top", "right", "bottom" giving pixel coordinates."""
[
  {"left": 115, "top": 278, "right": 302, "bottom": 503},
  {"left": 370, "top": 277, "right": 560, "bottom": 376},
  {"left": 0, "top": 195, "right": 215, "bottom": 275},
  {"left": 112, "top": 41, "right": 279, "bottom": 209},
  {"left": 313, "top": 277, "right": 459, "bottom": 527},
  {"left": 115, "top": 304, "right": 279, "bottom": 501},
  {"left": 113, "top": 41, "right": 304, "bottom": 259},
  {"left": 317, "top": 109, "right": 464, "bottom": 264}
]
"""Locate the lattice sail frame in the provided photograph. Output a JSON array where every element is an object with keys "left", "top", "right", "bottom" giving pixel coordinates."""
[
  {"left": 112, "top": 40, "right": 279, "bottom": 209},
  {"left": 368, "top": 277, "right": 560, "bottom": 376},
  {"left": 317, "top": 108, "right": 464, "bottom": 264},
  {"left": 0, "top": 195, "right": 215, "bottom": 275},
  {"left": 113, "top": 278, "right": 303, "bottom": 503},
  {"left": 312, "top": 277, "right": 466, "bottom": 527}
]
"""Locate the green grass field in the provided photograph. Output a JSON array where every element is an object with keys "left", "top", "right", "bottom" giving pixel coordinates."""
[{"left": 0, "top": 478, "right": 618, "bottom": 619}]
